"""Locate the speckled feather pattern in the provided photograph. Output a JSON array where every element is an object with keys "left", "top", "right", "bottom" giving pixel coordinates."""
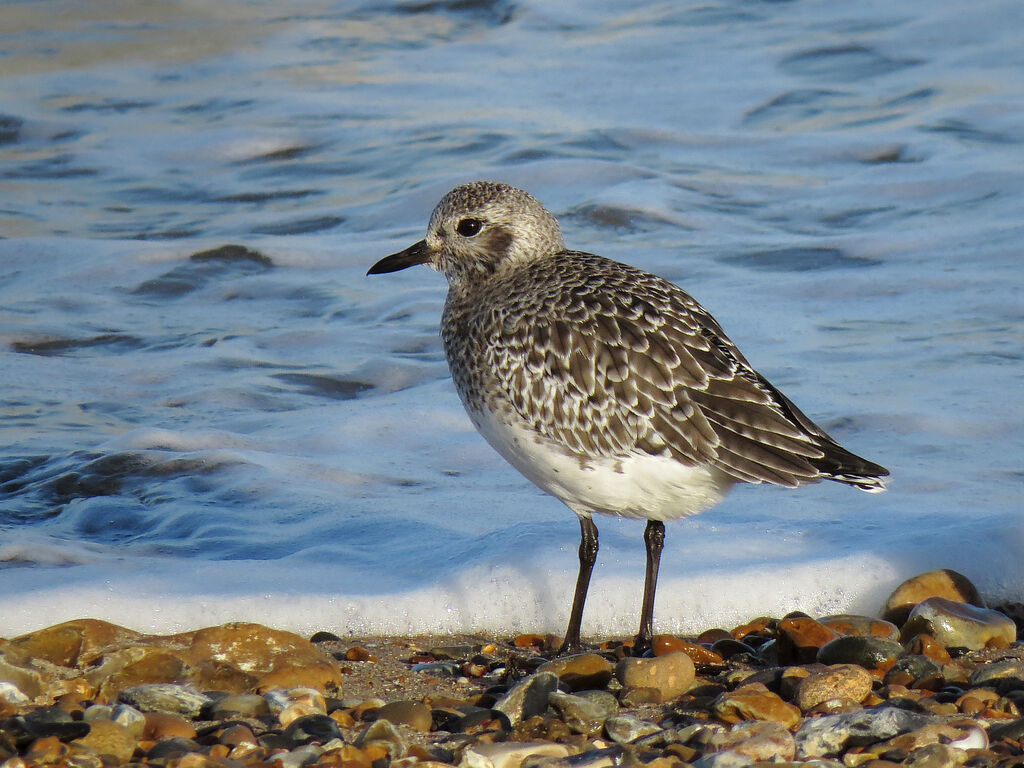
[
  {"left": 377, "top": 181, "right": 887, "bottom": 505},
  {"left": 443, "top": 249, "right": 882, "bottom": 490}
]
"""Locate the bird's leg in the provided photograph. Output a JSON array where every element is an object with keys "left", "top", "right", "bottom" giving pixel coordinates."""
[
  {"left": 634, "top": 519, "right": 665, "bottom": 656},
  {"left": 559, "top": 515, "right": 598, "bottom": 655}
]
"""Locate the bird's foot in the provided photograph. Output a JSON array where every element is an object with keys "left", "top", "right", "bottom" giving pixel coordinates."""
[
  {"left": 632, "top": 632, "right": 653, "bottom": 657},
  {"left": 555, "top": 638, "right": 586, "bottom": 657}
]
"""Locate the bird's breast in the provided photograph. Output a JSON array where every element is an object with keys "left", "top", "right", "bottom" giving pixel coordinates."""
[{"left": 464, "top": 401, "right": 736, "bottom": 520}]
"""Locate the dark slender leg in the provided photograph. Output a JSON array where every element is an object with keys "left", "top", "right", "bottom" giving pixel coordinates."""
[
  {"left": 634, "top": 519, "right": 665, "bottom": 656},
  {"left": 559, "top": 515, "right": 599, "bottom": 655}
]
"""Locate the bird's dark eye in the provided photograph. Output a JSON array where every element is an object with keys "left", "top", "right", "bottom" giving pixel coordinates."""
[{"left": 456, "top": 218, "right": 483, "bottom": 237}]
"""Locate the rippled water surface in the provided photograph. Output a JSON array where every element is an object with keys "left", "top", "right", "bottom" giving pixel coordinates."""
[{"left": 1, "top": 0, "right": 1022, "bottom": 636}]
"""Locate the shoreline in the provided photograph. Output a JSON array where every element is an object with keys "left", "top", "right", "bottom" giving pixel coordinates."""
[{"left": 1, "top": 569, "right": 1022, "bottom": 767}]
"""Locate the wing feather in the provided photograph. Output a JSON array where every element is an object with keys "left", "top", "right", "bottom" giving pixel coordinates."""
[{"left": 457, "top": 251, "right": 884, "bottom": 489}]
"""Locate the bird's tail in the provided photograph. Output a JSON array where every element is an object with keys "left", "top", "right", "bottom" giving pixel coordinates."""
[{"left": 816, "top": 441, "right": 889, "bottom": 493}]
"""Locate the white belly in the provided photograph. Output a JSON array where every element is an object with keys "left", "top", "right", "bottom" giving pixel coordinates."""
[{"left": 467, "top": 404, "right": 736, "bottom": 521}]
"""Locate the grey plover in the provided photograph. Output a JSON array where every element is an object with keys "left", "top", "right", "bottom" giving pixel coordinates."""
[{"left": 368, "top": 181, "right": 888, "bottom": 655}]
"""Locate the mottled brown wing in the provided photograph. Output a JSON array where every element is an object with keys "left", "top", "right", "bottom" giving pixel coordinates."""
[{"left": 487, "top": 252, "right": 833, "bottom": 488}]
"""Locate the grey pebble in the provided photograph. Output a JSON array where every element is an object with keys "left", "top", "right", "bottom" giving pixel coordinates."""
[
  {"left": 693, "top": 750, "right": 754, "bottom": 768},
  {"left": 883, "top": 655, "right": 942, "bottom": 687},
  {"left": 411, "top": 661, "right": 462, "bottom": 676},
  {"left": 276, "top": 743, "right": 323, "bottom": 768},
  {"left": 525, "top": 745, "right": 625, "bottom": 768},
  {"left": 18, "top": 705, "right": 90, "bottom": 741},
  {"left": 603, "top": 713, "right": 663, "bottom": 744},
  {"left": 988, "top": 716, "right": 1024, "bottom": 742},
  {"left": 968, "top": 659, "right": 1024, "bottom": 689},
  {"left": 428, "top": 644, "right": 476, "bottom": 659},
  {"left": 283, "top": 714, "right": 343, "bottom": 745},
  {"left": 548, "top": 690, "right": 618, "bottom": 734},
  {"left": 118, "top": 683, "right": 212, "bottom": 717},
  {"left": 110, "top": 703, "right": 146, "bottom": 737},
  {"left": 493, "top": 671, "right": 559, "bottom": 726},
  {"left": 795, "top": 707, "right": 936, "bottom": 758}
]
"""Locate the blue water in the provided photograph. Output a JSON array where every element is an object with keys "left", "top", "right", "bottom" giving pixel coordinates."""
[{"left": 1, "top": 0, "right": 1021, "bottom": 638}]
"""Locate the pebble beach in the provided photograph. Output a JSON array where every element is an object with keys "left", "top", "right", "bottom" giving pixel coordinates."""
[{"left": 2, "top": 569, "right": 1022, "bottom": 768}]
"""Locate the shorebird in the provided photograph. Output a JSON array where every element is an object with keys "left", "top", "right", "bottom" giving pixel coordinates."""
[{"left": 368, "top": 181, "right": 888, "bottom": 655}]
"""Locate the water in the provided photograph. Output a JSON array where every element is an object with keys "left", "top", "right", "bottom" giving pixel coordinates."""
[{"left": 1, "top": 0, "right": 1021, "bottom": 638}]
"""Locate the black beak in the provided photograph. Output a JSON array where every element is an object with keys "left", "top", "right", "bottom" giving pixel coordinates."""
[{"left": 367, "top": 240, "right": 433, "bottom": 275}]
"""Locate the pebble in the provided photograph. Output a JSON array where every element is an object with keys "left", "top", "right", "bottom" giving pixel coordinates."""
[
  {"left": 883, "top": 569, "right": 983, "bottom": 625},
  {"left": 71, "top": 719, "right": 137, "bottom": 763},
  {"left": 461, "top": 741, "right": 570, "bottom": 768},
  {"left": 0, "top": 657, "right": 43, "bottom": 701},
  {"left": 282, "top": 713, "right": 343, "bottom": 744},
  {"left": 988, "top": 716, "right": 1024, "bottom": 741},
  {"left": 376, "top": 699, "right": 433, "bottom": 732},
  {"left": 693, "top": 751, "right": 754, "bottom": 768},
  {"left": 355, "top": 716, "right": 408, "bottom": 758},
  {"left": 615, "top": 652, "right": 695, "bottom": 702},
  {"left": 412, "top": 661, "right": 462, "bottom": 676},
  {"left": 651, "top": 635, "right": 726, "bottom": 666},
  {"left": 816, "top": 635, "right": 905, "bottom": 670},
  {"left": 109, "top": 703, "right": 147, "bottom": 738},
  {"left": 536, "top": 653, "right": 613, "bottom": 691},
  {"left": 776, "top": 617, "right": 843, "bottom": 664},
  {"left": 548, "top": 690, "right": 618, "bottom": 734},
  {"left": 5, "top": 619, "right": 142, "bottom": 668},
  {"left": 617, "top": 686, "right": 663, "bottom": 707},
  {"left": 794, "top": 708, "right": 936, "bottom": 758},
  {"left": 968, "top": 658, "right": 1024, "bottom": 689},
  {"left": 902, "top": 633, "right": 952, "bottom": 665},
  {"left": 276, "top": 743, "right": 323, "bottom": 768},
  {"left": 208, "top": 691, "right": 270, "bottom": 718},
  {"left": 117, "top": 683, "right": 212, "bottom": 717},
  {"left": 95, "top": 648, "right": 191, "bottom": 701},
  {"left": 493, "top": 671, "right": 559, "bottom": 726},
  {"left": 901, "top": 597, "right": 1016, "bottom": 650},
  {"left": 794, "top": 664, "right": 874, "bottom": 711},
  {"left": 279, "top": 700, "right": 328, "bottom": 726},
  {"left": 217, "top": 723, "right": 257, "bottom": 747},
  {"left": 705, "top": 720, "right": 796, "bottom": 762},
  {"left": 428, "top": 644, "right": 476, "bottom": 659},
  {"left": 713, "top": 683, "right": 801, "bottom": 729},
  {"left": 142, "top": 711, "right": 197, "bottom": 740},
  {"left": 22, "top": 735, "right": 66, "bottom": 764},
  {"left": 186, "top": 622, "right": 342, "bottom": 693},
  {"left": 819, "top": 615, "right": 900, "bottom": 641},
  {"left": 902, "top": 742, "right": 963, "bottom": 768},
  {"left": 603, "top": 713, "right": 662, "bottom": 744},
  {"left": 0, "top": 681, "right": 31, "bottom": 706},
  {"left": 869, "top": 721, "right": 968, "bottom": 755},
  {"left": 883, "top": 655, "right": 943, "bottom": 690}
]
